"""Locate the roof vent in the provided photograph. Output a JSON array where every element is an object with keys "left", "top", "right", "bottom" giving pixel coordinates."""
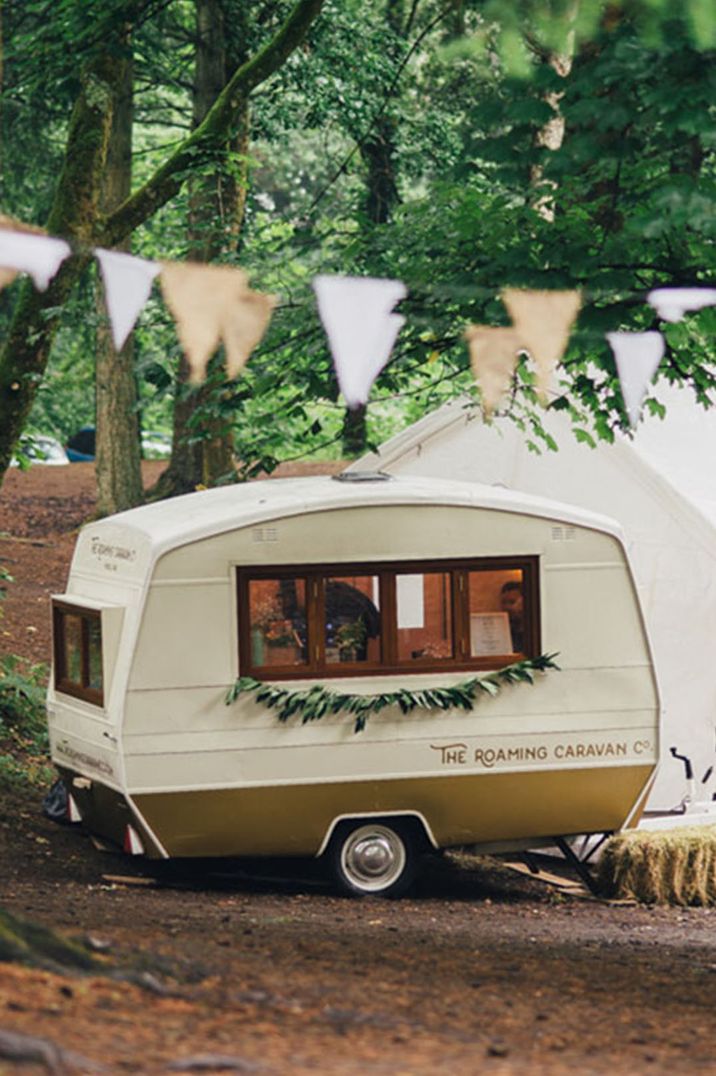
[{"left": 332, "top": 471, "right": 394, "bottom": 483}]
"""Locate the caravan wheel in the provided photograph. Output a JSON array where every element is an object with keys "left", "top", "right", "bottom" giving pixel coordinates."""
[{"left": 327, "top": 820, "right": 417, "bottom": 898}]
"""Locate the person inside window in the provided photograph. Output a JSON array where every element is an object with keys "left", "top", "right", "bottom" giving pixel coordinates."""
[{"left": 500, "top": 581, "right": 525, "bottom": 654}]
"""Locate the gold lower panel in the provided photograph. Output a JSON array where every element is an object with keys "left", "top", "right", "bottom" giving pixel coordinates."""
[{"left": 133, "top": 765, "right": 654, "bottom": 859}]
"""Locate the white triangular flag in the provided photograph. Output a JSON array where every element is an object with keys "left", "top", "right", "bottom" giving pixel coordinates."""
[
  {"left": 607, "top": 331, "right": 665, "bottom": 428},
  {"left": 313, "top": 275, "right": 406, "bottom": 408},
  {"left": 0, "top": 228, "right": 70, "bottom": 290},
  {"left": 95, "top": 248, "right": 161, "bottom": 351},
  {"left": 647, "top": 287, "right": 716, "bottom": 323}
]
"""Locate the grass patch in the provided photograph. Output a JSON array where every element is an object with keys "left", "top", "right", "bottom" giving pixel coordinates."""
[{"left": 598, "top": 826, "right": 716, "bottom": 905}]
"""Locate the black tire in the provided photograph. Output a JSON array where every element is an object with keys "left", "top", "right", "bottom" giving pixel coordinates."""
[{"left": 326, "top": 819, "right": 418, "bottom": 898}]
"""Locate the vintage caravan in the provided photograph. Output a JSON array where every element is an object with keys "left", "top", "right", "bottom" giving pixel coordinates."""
[{"left": 47, "top": 474, "right": 660, "bottom": 896}]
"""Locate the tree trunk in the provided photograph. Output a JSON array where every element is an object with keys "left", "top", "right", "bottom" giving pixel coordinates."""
[
  {"left": 0, "top": 0, "right": 325, "bottom": 486},
  {"left": 362, "top": 115, "right": 399, "bottom": 227},
  {"left": 528, "top": 9, "right": 578, "bottom": 221},
  {"left": 0, "top": 0, "right": 4, "bottom": 189},
  {"left": 152, "top": 0, "right": 250, "bottom": 499},
  {"left": 95, "top": 34, "right": 144, "bottom": 517},
  {"left": 0, "top": 41, "right": 121, "bottom": 477},
  {"left": 341, "top": 0, "right": 403, "bottom": 459}
]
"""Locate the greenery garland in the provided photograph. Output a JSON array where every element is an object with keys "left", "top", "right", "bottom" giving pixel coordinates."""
[{"left": 225, "top": 654, "right": 559, "bottom": 734}]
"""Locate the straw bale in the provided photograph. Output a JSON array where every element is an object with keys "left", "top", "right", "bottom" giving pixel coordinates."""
[{"left": 597, "top": 825, "right": 716, "bottom": 905}]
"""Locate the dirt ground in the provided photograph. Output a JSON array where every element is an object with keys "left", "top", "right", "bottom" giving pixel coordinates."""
[{"left": 1, "top": 465, "right": 716, "bottom": 1075}]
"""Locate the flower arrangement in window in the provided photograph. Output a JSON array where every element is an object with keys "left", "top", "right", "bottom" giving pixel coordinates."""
[
  {"left": 251, "top": 595, "right": 297, "bottom": 648},
  {"left": 334, "top": 617, "right": 369, "bottom": 662}
]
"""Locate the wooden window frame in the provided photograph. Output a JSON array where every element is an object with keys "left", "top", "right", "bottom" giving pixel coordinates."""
[
  {"left": 52, "top": 601, "right": 104, "bottom": 706},
  {"left": 237, "top": 557, "right": 540, "bottom": 681}
]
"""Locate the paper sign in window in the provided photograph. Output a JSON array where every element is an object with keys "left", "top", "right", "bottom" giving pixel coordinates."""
[
  {"left": 396, "top": 574, "right": 424, "bottom": 629},
  {"left": 470, "top": 612, "right": 512, "bottom": 656}
]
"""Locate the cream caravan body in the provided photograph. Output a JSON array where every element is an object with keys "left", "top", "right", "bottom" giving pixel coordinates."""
[{"left": 47, "top": 475, "right": 660, "bottom": 894}]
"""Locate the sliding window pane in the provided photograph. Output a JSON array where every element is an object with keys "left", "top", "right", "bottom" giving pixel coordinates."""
[
  {"left": 63, "top": 614, "right": 83, "bottom": 683},
  {"left": 325, "top": 576, "right": 381, "bottom": 664},
  {"left": 87, "top": 618, "right": 103, "bottom": 691},
  {"left": 248, "top": 578, "right": 307, "bottom": 667},
  {"left": 468, "top": 569, "right": 525, "bottom": 657},
  {"left": 396, "top": 572, "right": 453, "bottom": 663}
]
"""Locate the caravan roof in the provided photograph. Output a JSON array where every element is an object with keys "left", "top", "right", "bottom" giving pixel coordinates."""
[{"left": 85, "top": 474, "right": 625, "bottom": 562}]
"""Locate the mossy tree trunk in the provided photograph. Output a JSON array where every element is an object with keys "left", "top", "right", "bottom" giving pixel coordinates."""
[
  {"left": 0, "top": 0, "right": 325, "bottom": 487},
  {"left": 95, "top": 28, "right": 144, "bottom": 517},
  {"left": 152, "top": 0, "right": 251, "bottom": 499}
]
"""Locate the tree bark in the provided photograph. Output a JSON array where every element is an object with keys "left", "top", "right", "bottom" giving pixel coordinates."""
[
  {"left": 0, "top": 44, "right": 120, "bottom": 476},
  {"left": 151, "top": 0, "right": 250, "bottom": 499},
  {"left": 99, "top": 0, "right": 324, "bottom": 248},
  {"left": 527, "top": 9, "right": 578, "bottom": 221},
  {"left": 341, "top": 0, "right": 403, "bottom": 459},
  {"left": 95, "top": 34, "right": 144, "bottom": 517},
  {"left": 0, "top": 0, "right": 325, "bottom": 485}
]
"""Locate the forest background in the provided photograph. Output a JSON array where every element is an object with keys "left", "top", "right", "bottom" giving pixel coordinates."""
[{"left": 0, "top": 0, "right": 714, "bottom": 518}]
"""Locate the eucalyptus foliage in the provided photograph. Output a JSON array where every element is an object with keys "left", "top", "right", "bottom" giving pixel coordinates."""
[{"left": 225, "top": 653, "right": 560, "bottom": 733}]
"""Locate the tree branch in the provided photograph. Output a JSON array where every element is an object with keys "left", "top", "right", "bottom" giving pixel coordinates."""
[{"left": 100, "top": 0, "right": 325, "bottom": 246}]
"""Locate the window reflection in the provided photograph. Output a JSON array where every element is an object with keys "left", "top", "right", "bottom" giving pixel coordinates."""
[
  {"left": 396, "top": 572, "right": 453, "bottom": 662},
  {"left": 248, "top": 579, "right": 307, "bottom": 667},
  {"left": 87, "top": 619, "right": 103, "bottom": 690},
  {"left": 324, "top": 576, "right": 381, "bottom": 664},
  {"left": 64, "top": 615, "right": 82, "bottom": 682},
  {"left": 468, "top": 569, "right": 525, "bottom": 657}
]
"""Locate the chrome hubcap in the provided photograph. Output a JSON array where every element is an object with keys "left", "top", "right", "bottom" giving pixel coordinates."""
[{"left": 341, "top": 825, "right": 406, "bottom": 892}]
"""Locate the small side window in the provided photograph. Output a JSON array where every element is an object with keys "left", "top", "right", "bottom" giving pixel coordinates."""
[{"left": 53, "top": 602, "right": 104, "bottom": 706}]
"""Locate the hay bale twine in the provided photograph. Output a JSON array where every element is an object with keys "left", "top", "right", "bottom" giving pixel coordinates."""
[{"left": 598, "top": 825, "right": 716, "bottom": 905}]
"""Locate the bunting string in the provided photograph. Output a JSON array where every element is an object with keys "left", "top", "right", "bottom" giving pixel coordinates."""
[{"left": 0, "top": 222, "right": 714, "bottom": 426}]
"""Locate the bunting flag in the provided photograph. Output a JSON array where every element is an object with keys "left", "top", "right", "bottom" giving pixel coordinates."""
[
  {"left": 502, "top": 288, "right": 581, "bottom": 403},
  {"left": 222, "top": 289, "right": 277, "bottom": 379},
  {"left": 647, "top": 287, "right": 716, "bottom": 323},
  {"left": 464, "top": 325, "right": 523, "bottom": 416},
  {"left": 160, "top": 262, "right": 275, "bottom": 382},
  {"left": 0, "top": 216, "right": 48, "bottom": 290},
  {"left": 607, "top": 331, "right": 665, "bottom": 428},
  {"left": 0, "top": 266, "right": 17, "bottom": 290},
  {"left": 0, "top": 227, "right": 71, "bottom": 291},
  {"left": 95, "top": 249, "right": 161, "bottom": 352},
  {"left": 313, "top": 275, "right": 406, "bottom": 409}
]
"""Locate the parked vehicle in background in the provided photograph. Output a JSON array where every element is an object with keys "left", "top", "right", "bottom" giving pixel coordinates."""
[
  {"left": 141, "top": 431, "right": 172, "bottom": 459},
  {"left": 11, "top": 435, "right": 69, "bottom": 467},
  {"left": 66, "top": 426, "right": 96, "bottom": 462},
  {"left": 66, "top": 426, "right": 171, "bottom": 462}
]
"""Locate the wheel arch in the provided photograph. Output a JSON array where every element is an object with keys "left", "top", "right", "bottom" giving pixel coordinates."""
[{"left": 316, "top": 810, "right": 438, "bottom": 858}]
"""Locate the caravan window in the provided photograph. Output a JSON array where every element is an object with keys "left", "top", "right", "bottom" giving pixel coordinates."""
[
  {"left": 237, "top": 557, "right": 539, "bottom": 679},
  {"left": 52, "top": 602, "right": 103, "bottom": 705},
  {"left": 247, "top": 578, "right": 308, "bottom": 668}
]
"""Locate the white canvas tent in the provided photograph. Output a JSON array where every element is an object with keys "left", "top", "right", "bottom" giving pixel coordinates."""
[{"left": 351, "top": 384, "right": 716, "bottom": 813}]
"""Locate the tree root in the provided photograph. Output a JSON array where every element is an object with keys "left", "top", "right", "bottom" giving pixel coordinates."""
[{"left": 0, "top": 907, "right": 99, "bottom": 975}]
